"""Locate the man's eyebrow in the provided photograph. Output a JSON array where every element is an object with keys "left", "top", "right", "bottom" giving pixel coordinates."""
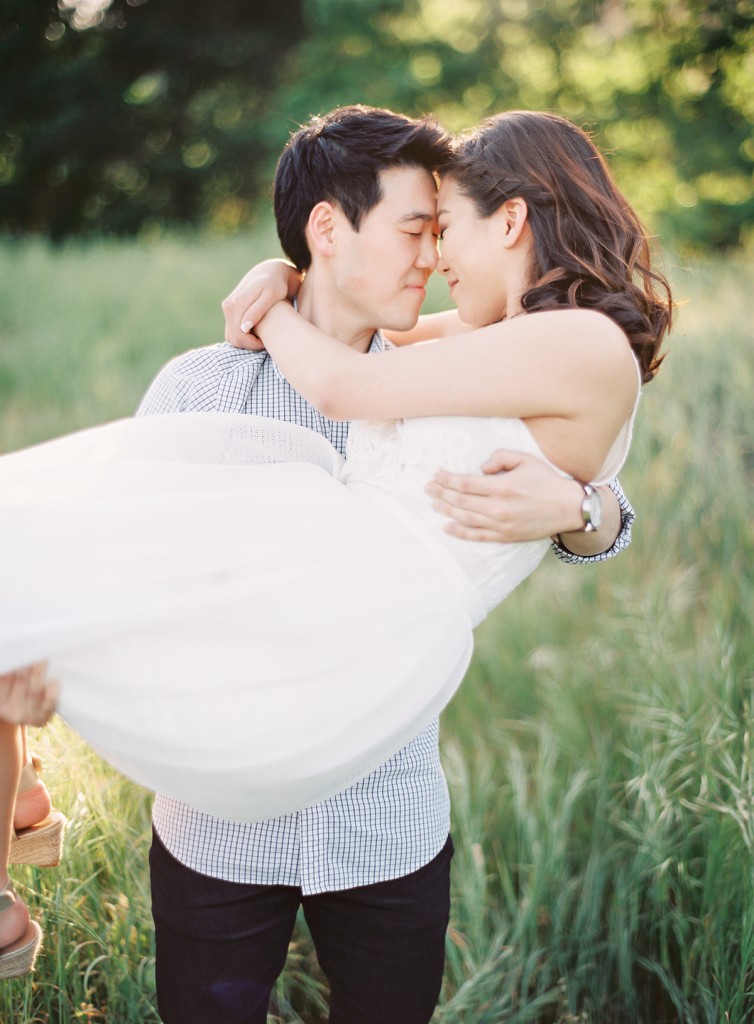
[{"left": 398, "top": 211, "right": 435, "bottom": 223}]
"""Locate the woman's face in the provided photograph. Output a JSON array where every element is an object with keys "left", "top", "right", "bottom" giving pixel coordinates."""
[{"left": 436, "top": 176, "right": 520, "bottom": 326}]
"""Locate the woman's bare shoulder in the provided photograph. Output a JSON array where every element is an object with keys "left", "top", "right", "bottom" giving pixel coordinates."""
[{"left": 497, "top": 308, "right": 633, "bottom": 367}]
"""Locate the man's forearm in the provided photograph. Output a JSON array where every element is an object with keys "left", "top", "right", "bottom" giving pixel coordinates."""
[{"left": 426, "top": 452, "right": 634, "bottom": 561}]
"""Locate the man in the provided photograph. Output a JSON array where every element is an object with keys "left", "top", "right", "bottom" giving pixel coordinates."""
[{"left": 138, "top": 105, "right": 634, "bottom": 1024}]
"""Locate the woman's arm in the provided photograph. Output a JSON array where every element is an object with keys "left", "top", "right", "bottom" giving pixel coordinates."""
[
  {"left": 221, "top": 261, "right": 469, "bottom": 351},
  {"left": 383, "top": 310, "right": 471, "bottom": 347},
  {"left": 255, "top": 301, "right": 637, "bottom": 479}
]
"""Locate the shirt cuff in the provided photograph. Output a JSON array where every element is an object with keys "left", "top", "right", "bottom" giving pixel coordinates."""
[{"left": 551, "top": 477, "right": 635, "bottom": 564}]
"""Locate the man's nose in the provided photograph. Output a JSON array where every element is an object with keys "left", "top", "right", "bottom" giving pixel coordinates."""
[{"left": 416, "top": 232, "right": 439, "bottom": 271}]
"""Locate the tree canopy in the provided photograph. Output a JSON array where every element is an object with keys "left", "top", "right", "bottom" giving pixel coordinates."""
[
  {"left": 1, "top": 0, "right": 752, "bottom": 248},
  {"left": 0, "top": 0, "right": 303, "bottom": 237}
]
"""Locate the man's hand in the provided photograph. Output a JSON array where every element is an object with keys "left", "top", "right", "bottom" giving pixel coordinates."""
[
  {"left": 425, "top": 449, "right": 622, "bottom": 554},
  {"left": 0, "top": 662, "right": 59, "bottom": 726},
  {"left": 222, "top": 259, "right": 302, "bottom": 350}
]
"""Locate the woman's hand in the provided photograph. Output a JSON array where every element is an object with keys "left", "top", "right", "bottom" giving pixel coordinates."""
[
  {"left": 222, "top": 259, "right": 303, "bottom": 350},
  {"left": 0, "top": 662, "right": 59, "bottom": 726}
]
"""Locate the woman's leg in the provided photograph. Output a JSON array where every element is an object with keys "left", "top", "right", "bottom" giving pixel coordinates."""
[
  {"left": 0, "top": 671, "right": 61, "bottom": 974},
  {"left": 0, "top": 722, "right": 45, "bottom": 977},
  {"left": 0, "top": 667, "right": 65, "bottom": 867},
  {"left": 0, "top": 722, "right": 33, "bottom": 955},
  {"left": 13, "top": 728, "right": 51, "bottom": 830},
  {"left": 0, "top": 721, "right": 22, "bottom": 889}
]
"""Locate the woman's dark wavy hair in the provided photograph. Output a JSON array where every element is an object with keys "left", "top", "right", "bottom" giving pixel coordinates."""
[{"left": 449, "top": 111, "right": 672, "bottom": 382}]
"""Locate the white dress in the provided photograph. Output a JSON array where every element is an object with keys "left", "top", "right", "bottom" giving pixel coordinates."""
[{"left": 0, "top": 404, "right": 636, "bottom": 821}]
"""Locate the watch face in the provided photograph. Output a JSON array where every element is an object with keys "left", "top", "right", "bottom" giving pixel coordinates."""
[
  {"left": 581, "top": 485, "right": 603, "bottom": 531},
  {"left": 587, "top": 489, "right": 603, "bottom": 529}
]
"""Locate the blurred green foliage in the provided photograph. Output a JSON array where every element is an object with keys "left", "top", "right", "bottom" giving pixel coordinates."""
[
  {"left": 0, "top": 0, "right": 303, "bottom": 238},
  {"left": 1, "top": 0, "right": 752, "bottom": 249}
]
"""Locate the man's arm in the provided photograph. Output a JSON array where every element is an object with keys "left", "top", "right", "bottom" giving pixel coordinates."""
[{"left": 425, "top": 449, "right": 633, "bottom": 561}]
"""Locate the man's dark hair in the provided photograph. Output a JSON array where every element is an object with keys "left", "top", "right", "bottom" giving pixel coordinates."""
[{"left": 273, "top": 105, "right": 452, "bottom": 271}]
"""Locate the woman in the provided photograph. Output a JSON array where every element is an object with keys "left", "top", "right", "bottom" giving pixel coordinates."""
[{"left": 0, "top": 111, "right": 671, "bottom": 975}]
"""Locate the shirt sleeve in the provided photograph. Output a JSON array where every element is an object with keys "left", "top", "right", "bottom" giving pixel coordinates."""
[
  {"left": 136, "top": 343, "right": 265, "bottom": 416},
  {"left": 550, "top": 477, "right": 634, "bottom": 564}
]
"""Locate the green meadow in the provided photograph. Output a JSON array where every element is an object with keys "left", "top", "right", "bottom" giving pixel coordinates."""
[{"left": 0, "top": 233, "right": 752, "bottom": 1023}]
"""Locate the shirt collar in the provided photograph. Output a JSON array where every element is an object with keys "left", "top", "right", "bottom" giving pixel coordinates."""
[{"left": 271, "top": 328, "right": 386, "bottom": 383}]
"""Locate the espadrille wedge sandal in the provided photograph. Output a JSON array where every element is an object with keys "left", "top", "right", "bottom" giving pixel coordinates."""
[
  {"left": 9, "top": 757, "right": 66, "bottom": 868},
  {"left": 0, "top": 882, "right": 42, "bottom": 979}
]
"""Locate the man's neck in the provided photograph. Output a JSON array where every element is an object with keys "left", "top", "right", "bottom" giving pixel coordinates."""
[{"left": 296, "top": 269, "right": 376, "bottom": 354}]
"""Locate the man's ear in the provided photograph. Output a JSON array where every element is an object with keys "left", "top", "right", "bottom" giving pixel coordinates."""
[
  {"left": 500, "top": 197, "right": 529, "bottom": 249},
  {"left": 307, "top": 201, "right": 339, "bottom": 257}
]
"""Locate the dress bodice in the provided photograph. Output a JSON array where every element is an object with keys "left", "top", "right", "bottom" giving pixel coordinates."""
[{"left": 340, "top": 407, "right": 637, "bottom": 620}]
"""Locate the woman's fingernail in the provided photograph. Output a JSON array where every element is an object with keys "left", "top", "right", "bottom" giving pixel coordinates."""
[{"left": 241, "top": 320, "right": 254, "bottom": 333}]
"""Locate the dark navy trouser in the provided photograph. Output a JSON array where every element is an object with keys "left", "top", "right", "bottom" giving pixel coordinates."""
[{"left": 149, "top": 829, "right": 453, "bottom": 1024}]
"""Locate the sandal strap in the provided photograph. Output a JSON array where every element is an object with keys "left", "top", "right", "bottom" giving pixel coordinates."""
[{"left": 17, "top": 759, "right": 42, "bottom": 797}]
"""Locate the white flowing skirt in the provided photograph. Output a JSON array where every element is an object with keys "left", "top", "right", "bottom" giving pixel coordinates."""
[{"left": 0, "top": 414, "right": 476, "bottom": 821}]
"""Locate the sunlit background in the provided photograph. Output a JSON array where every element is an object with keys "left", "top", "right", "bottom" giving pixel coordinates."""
[
  {"left": 1, "top": 4, "right": 754, "bottom": 1023},
  {"left": 1, "top": 0, "right": 752, "bottom": 249}
]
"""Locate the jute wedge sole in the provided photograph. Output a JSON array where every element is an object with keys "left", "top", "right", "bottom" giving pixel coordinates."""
[
  {"left": 0, "top": 921, "right": 42, "bottom": 979},
  {"left": 0, "top": 885, "right": 42, "bottom": 979},
  {"left": 9, "top": 811, "right": 66, "bottom": 867},
  {"left": 9, "top": 757, "right": 67, "bottom": 867}
]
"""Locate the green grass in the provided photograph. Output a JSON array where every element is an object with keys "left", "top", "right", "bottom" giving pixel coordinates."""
[{"left": 0, "top": 235, "right": 751, "bottom": 1023}]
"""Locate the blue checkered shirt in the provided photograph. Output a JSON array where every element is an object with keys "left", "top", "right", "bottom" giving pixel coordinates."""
[{"left": 137, "top": 339, "right": 634, "bottom": 893}]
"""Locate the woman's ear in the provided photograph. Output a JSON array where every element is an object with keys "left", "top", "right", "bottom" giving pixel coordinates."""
[
  {"left": 307, "top": 201, "right": 338, "bottom": 257},
  {"left": 500, "top": 197, "right": 529, "bottom": 249}
]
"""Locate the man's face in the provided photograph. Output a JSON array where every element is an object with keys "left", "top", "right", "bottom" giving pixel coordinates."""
[{"left": 331, "top": 165, "right": 439, "bottom": 333}]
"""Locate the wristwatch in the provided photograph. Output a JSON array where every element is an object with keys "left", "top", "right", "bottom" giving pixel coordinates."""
[{"left": 577, "top": 482, "right": 603, "bottom": 533}]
